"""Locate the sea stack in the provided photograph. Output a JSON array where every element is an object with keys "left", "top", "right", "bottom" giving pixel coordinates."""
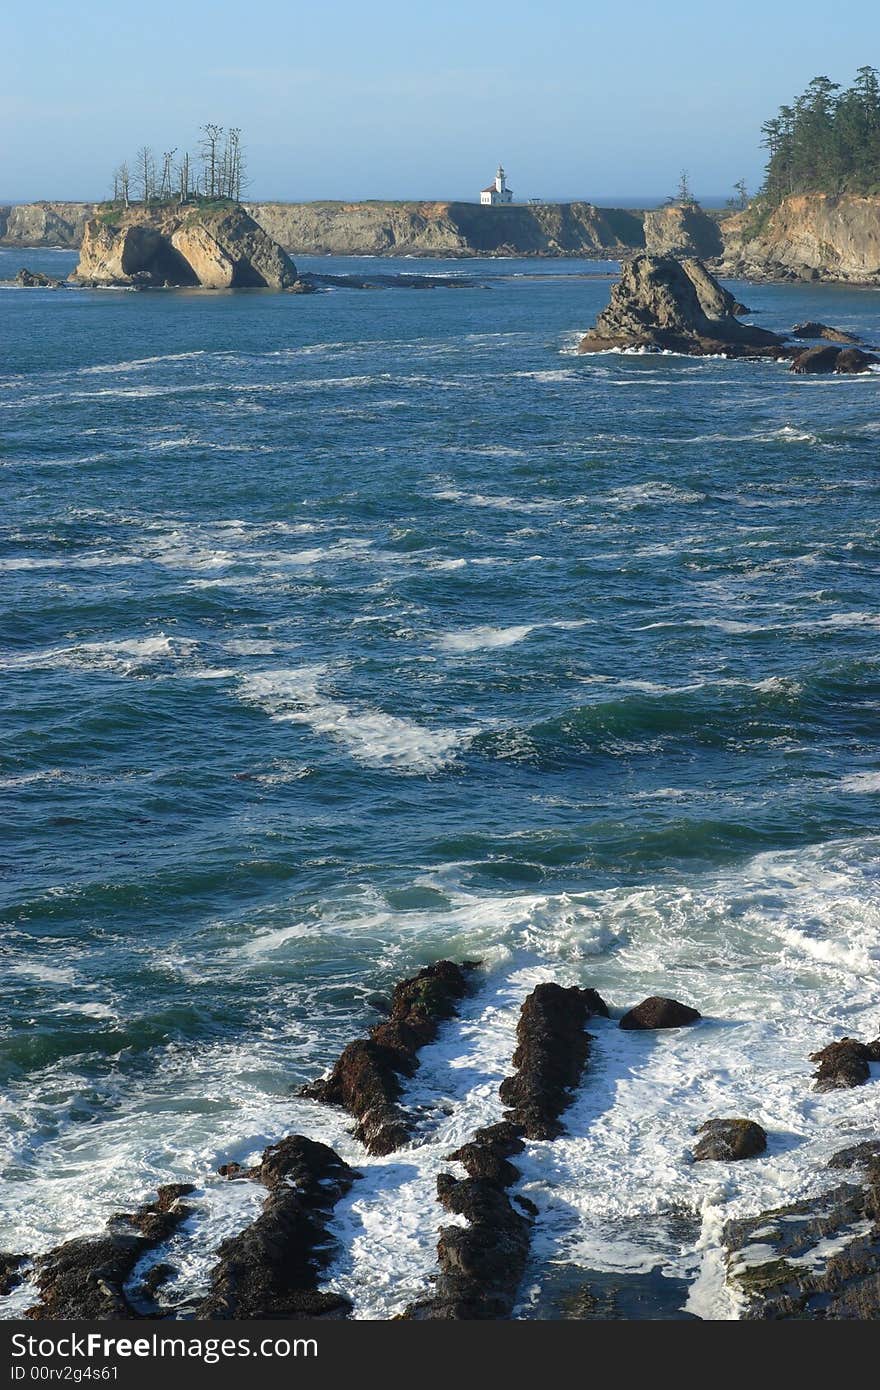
[
  {"left": 577, "top": 254, "right": 787, "bottom": 357},
  {"left": 72, "top": 202, "right": 304, "bottom": 290}
]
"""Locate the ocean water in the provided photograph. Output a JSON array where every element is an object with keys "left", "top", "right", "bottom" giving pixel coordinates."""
[{"left": 1, "top": 248, "right": 879, "bottom": 1319}]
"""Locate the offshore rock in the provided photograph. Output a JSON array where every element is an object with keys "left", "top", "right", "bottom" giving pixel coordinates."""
[
  {"left": 577, "top": 255, "right": 786, "bottom": 357},
  {"left": 27, "top": 1184, "right": 195, "bottom": 1319},
  {"left": 619, "top": 996, "right": 701, "bottom": 1030},
  {"left": 73, "top": 203, "right": 301, "bottom": 289},
  {"left": 790, "top": 345, "right": 878, "bottom": 375},
  {"left": 810, "top": 1036, "right": 880, "bottom": 1091},
  {"left": 675, "top": 254, "right": 750, "bottom": 315},
  {"left": 693, "top": 1118, "right": 767, "bottom": 1162},
  {"left": 792, "top": 321, "right": 862, "bottom": 344},
  {"left": 13, "top": 267, "right": 66, "bottom": 288},
  {"left": 198, "top": 1136, "right": 356, "bottom": 1319},
  {"left": 303, "top": 960, "right": 474, "bottom": 1155},
  {"left": 498, "top": 982, "right": 608, "bottom": 1139}
]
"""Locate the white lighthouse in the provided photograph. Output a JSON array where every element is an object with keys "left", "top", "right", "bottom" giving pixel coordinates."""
[{"left": 480, "top": 164, "right": 513, "bottom": 205}]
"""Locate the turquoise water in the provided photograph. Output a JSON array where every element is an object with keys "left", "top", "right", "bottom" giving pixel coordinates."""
[{"left": 1, "top": 249, "right": 878, "bottom": 1317}]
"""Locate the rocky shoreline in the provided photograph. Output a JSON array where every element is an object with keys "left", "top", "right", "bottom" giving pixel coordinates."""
[
  {"left": 4, "top": 194, "right": 880, "bottom": 285},
  {"left": 2, "top": 958, "right": 876, "bottom": 1322}
]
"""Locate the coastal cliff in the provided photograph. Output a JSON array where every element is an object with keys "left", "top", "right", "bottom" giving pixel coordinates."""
[
  {"left": 9, "top": 193, "right": 880, "bottom": 283},
  {"left": 246, "top": 200, "right": 645, "bottom": 257},
  {"left": 642, "top": 203, "right": 723, "bottom": 259},
  {"left": 73, "top": 204, "right": 301, "bottom": 288},
  {"left": 721, "top": 193, "right": 880, "bottom": 283},
  {"left": 3, "top": 198, "right": 646, "bottom": 258},
  {"left": 0, "top": 201, "right": 97, "bottom": 247}
]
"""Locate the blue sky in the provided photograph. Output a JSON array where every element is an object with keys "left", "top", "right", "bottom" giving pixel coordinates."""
[{"left": 3, "top": 1, "right": 879, "bottom": 201}]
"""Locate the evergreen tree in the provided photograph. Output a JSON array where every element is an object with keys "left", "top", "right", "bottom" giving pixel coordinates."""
[{"left": 760, "top": 67, "right": 880, "bottom": 205}]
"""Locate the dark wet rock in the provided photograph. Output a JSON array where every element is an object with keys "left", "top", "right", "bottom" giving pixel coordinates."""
[
  {"left": 217, "top": 1161, "right": 247, "bottom": 1179},
  {"left": 198, "top": 1135, "right": 357, "bottom": 1320},
  {"left": 304, "top": 271, "right": 475, "bottom": 291},
  {"left": 790, "top": 345, "right": 878, "bottom": 374},
  {"left": 693, "top": 1118, "right": 767, "bottom": 1162},
  {"left": 792, "top": 321, "right": 862, "bottom": 344},
  {"left": 498, "top": 982, "right": 607, "bottom": 1139},
  {"left": 139, "top": 1262, "right": 175, "bottom": 1299},
  {"left": 811, "top": 1037, "right": 880, "bottom": 1091},
  {"left": 0, "top": 1253, "right": 26, "bottom": 1296},
  {"left": 408, "top": 983, "right": 606, "bottom": 1320},
  {"left": 619, "top": 996, "right": 701, "bottom": 1030},
  {"left": 303, "top": 960, "right": 475, "bottom": 1155},
  {"left": 27, "top": 1184, "right": 195, "bottom": 1320},
  {"left": 13, "top": 267, "right": 65, "bottom": 288},
  {"left": 446, "top": 1121, "right": 526, "bottom": 1186},
  {"left": 828, "top": 1140, "right": 880, "bottom": 1171},
  {"left": 724, "top": 1158, "right": 880, "bottom": 1318},
  {"left": 577, "top": 254, "right": 787, "bottom": 357},
  {"left": 365, "top": 991, "right": 392, "bottom": 1015},
  {"left": 408, "top": 1125, "right": 533, "bottom": 1320}
]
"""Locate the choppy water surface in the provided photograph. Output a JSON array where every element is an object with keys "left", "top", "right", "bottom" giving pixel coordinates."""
[{"left": 1, "top": 249, "right": 878, "bottom": 1318}]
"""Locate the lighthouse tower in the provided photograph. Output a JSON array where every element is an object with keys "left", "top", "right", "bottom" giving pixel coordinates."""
[{"left": 480, "top": 164, "right": 514, "bottom": 205}]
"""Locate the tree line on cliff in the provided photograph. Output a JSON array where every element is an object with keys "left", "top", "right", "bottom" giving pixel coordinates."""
[
  {"left": 760, "top": 67, "right": 880, "bottom": 204},
  {"left": 111, "top": 125, "right": 248, "bottom": 207}
]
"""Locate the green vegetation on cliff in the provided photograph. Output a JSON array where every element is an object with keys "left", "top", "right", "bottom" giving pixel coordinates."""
[{"left": 760, "top": 67, "right": 880, "bottom": 207}]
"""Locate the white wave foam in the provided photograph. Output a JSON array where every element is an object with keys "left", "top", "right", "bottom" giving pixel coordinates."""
[
  {"left": 435, "top": 624, "right": 535, "bottom": 653},
  {"left": 0, "top": 634, "right": 197, "bottom": 675},
  {"left": 1, "top": 837, "right": 878, "bottom": 1318},
  {"left": 239, "top": 667, "right": 466, "bottom": 774},
  {"left": 0, "top": 554, "right": 139, "bottom": 572},
  {"left": 839, "top": 771, "right": 880, "bottom": 794},
  {"left": 431, "top": 488, "right": 556, "bottom": 513}
]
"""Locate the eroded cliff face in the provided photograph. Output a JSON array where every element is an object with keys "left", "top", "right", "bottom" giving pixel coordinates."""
[
  {"left": 247, "top": 200, "right": 645, "bottom": 257},
  {"left": 642, "top": 204, "right": 723, "bottom": 259},
  {"left": 73, "top": 205, "right": 300, "bottom": 288},
  {"left": 721, "top": 193, "right": 880, "bottom": 283},
  {"left": 0, "top": 202, "right": 97, "bottom": 247},
  {"left": 4, "top": 198, "right": 646, "bottom": 257}
]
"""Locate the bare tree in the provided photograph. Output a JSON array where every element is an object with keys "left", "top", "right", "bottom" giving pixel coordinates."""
[
  {"left": 216, "top": 126, "right": 247, "bottom": 201},
  {"left": 177, "top": 151, "right": 191, "bottom": 204},
  {"left": 199, "top": 123, "right": 223, "bottom": 199},
  {"left": 232, "top": 128, "right": 248, "bottom": 199},
  {"left": 113, "top": 127, "right": 246, "bottom": 206},
  {"left": 160, "top": 149, "right": 177, "bottom": 200},
  {"left": 135, "top": 146, "right": 156, "bottom": 202}
]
